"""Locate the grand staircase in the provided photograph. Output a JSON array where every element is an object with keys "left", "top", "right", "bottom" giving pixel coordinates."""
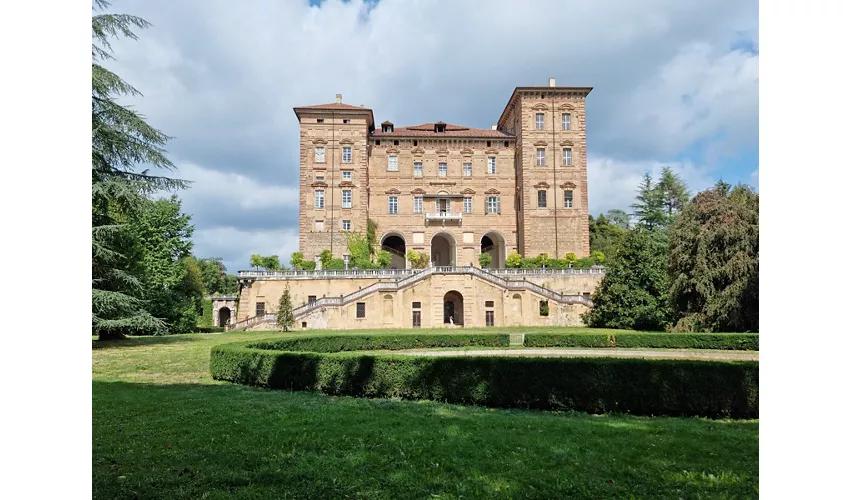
[{"left": 226, "top": 266, "right": 594, "bottom": 331}]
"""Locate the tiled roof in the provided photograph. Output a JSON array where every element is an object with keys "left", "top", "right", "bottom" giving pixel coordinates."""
[
  {"left": 297, "top": 102, "right": 373, "bottom": 111},
  {"left": 372, "top": 123, "right": 515, "bottom": 138}
]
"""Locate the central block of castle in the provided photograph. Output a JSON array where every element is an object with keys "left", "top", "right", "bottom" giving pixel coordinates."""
[{"left": 293, "top": 79, "right": 592, "bottom": 268}]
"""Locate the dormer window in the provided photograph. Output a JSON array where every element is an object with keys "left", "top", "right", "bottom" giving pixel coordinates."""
[
  {"left": 381, "top": 121, "right": 394, "bottom": 133},
  {"left": 434, "top": 122, "right": 446, "bottom": 133}
]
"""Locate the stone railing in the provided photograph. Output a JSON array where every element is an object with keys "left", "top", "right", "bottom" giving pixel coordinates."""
[
  {"left": 226, "top": 313, "right": 275, "bottom": 331},
  {"left": 425, "top": 212, "right": 463, "bottom": 221},
  {"left": 237, "top": 269, "right": 419, "bottom": 279},
  {"left": 238, "top": 266, "right": 604, "bottom": 281}
]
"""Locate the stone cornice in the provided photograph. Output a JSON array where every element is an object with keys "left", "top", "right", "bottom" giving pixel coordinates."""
[
  {"left": 560, "top": 181, "right": 577, "bottom": 189},
  {"left": 385, "top": 188, "right": 401, "bottom": 195},
  {"left": 534, "top": 182, "right": 550, "bottom": 189}
]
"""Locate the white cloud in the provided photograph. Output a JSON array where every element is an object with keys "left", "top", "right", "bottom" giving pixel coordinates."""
[
  {"left": 587, "top": 157, "right": 716, "bottom": 216},
  {"left": 176, "top": 162, "right": 298, "bottom": 211},
  {"left": 194, "top": 226, "right": 300, "bottom": 272}
]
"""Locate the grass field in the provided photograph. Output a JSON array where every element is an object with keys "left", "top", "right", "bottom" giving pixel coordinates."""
[{"left": 93, "top": 328, "right": 759, "bottom": 499}]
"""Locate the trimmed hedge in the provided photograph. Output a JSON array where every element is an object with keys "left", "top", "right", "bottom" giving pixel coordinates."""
[
  {"left": 211, "top": 334, "right": 759, "bottom": 418},
  {"left": 250, "top": 334, "right": 510, "bottom": 353},
  {"left": 195, "top": 326, "right": 225, "bottom": 333},
  {"left": 524, "top": 333, "right": 759, "bottom": 351}
]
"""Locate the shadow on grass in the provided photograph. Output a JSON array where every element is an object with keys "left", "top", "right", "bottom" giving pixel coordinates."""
[
  {"left": 92, "top": 334, "right": 207, "bottom": 350},
  {"left": 93, "top": 380, "right": 758, "bottom": 500}
]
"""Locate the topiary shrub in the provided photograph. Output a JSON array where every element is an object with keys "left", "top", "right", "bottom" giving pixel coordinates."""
[
  {"left": 479, "top": 253, "right": 493, "bottom": 268},
  {"left": 505, "top": 251, "right": 522, "bottom": 268}
]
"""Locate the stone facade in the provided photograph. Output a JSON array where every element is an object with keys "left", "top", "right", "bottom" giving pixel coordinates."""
[{"left": 293, "top": 79, "right": 592, "bottom": 266}]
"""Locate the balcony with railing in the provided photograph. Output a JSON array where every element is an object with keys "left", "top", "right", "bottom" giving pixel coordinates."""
[{"left": 425, "top": 211, "right": 463, "bottom": 225}]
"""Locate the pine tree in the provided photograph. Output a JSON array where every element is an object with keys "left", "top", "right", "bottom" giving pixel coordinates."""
[
  {"left": 276, "top": 284, "right": 295, "bottom": 331},
  {"left": 92, "top": 0, "right": 187, "bottom": 338},
  {"left": 630, "top": 173, "right": 665, "bottom": 230},
  {"left": 655, "top": 166, "right": 691, "bottom": 220}
]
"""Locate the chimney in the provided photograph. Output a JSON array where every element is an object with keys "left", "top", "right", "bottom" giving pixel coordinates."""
[
  {"left": 336, "top": 93, "right": 342, "bottom": 104},
  {"left": 548, "top": 78, "right": 556, "bottom": 87},
  {"left": 491, "top": 125, "right": 497, "bottom": 130}
]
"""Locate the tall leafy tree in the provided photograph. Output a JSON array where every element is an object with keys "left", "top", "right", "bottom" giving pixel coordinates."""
[
  {"left": 605, "top": 209, "right": 631, "bottom": 230},
  {"left": 589, "top": 214, "right": 628, "bottom": 263},
  {"left": 668, "top": 182, "right": 759, "bottom": 332},
  {"left": 92, "top": 0, "right": 186, "bottom": 338},
  {"left": 582, "top": 228, "right": 673, "bottom": 331}
]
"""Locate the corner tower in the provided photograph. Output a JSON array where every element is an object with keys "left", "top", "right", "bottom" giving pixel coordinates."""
[
  {"left": 498, "top": 79, "right": 592, "bottom": 258},
  {"left": 293, "top": 95, "right": 374, "bottom": 261}
]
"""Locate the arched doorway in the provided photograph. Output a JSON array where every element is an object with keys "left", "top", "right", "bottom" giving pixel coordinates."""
[
  {"left": 431, "top": 232, "right": 456, "bottom": 267},
  {"left": 443, "top": 290, "right": 464, "bottom": 325},
  {"left": 481, "top": 231, "right": 507, "bottom": 268},
  {"left": 381, "top": 233, "right": 407, "bottom": 269},
  {"left": 218, "top": 307, "right": 231, "bottom": 327}
]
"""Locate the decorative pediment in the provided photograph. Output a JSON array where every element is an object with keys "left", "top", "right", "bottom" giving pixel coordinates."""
[
  {"left": 460, "top": 148, "right": 474, "bottom": 156},
  {"left": 534, "top": 182, "right": 550, "bottom": 189},
  {"left": 558, "top": 103, "right": 575, "bottom": 110},
  {"left": 385, "top": 188, "right": 401, "bottom": 195},
  {"left": 340, "top": 181, "right": 354, "bottom": 188},
  {"left": 436, "top": 148, "right": 449, "bottom": 157},
  {"left": 560, "top": 140, "right": 574, "bottom": 147},
  {"left": 533, "top": 141, "right": 548, "bottom": 147},
  {"left": 460, "top": 188, "right": 476, "bottom": 195},
  {"left": 410, "top": 188, "right": 426, "bottom": 195},
  {"left": 386, "top": 148, "right": 400, "bottom": 155},
  {"left": 560, "top": 181, "right": 577, "bottom": 189},
  {"left": 339, "top": 138, "right": 354, "bottom": 145},
  {"left": 311, "top": 181, "right": 328, "bottom": 188},
  {"left": 485, "top": 188, "right": 501, "bottom": 195},
  {"left": 532, "top": 103, "right": 548, "bottom": 111},
  {"left": 411, "top": 147, "right": 425, "bottom": 156},
  {"left": 484, "top": 148, "right": 499, "bottom": 155},
  {"left": 312, "top": 138, "right": 327, "bottom": 145}
]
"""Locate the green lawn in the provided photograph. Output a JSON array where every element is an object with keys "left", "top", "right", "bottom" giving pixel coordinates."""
[{"left": 93, "top": 328, "right": 759, "bottom": 499}]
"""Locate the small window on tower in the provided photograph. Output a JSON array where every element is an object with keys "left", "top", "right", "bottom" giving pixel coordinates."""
[
  {"left": 394, "top": 140, "right": 399, "bottom": 146},
  {"left": 485, "top": 300, "right": 494, "bottom": 307},
  {"left": 343, "top": 119, "right": 350, "bottom": 124},
  {"left": 317, "top": 119, "right": 325, "bottom": 123}
]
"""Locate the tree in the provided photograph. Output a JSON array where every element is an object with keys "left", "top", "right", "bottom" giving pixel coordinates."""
[
  {"left": 589, "top": 215, "right": 627, "bottom": 262},
  {"left": 193, "top": 257, "right": 237, "bottom": 295},
  {"left": 250, "top": 254, "right": 264, "bottom": 270},
  {"left": 582, "top": 228, "right": 673, "bottom": 331},
  {"left": 290, "top": 252, "right": 305, "bottom": 270},
  {"left": 261, "top": 255, "right": 281, "bottom": 270},
  {"left": 505, "top": 251, "right": 522, "bottom": 268},
  {"left": 668, "top": 182, "right": 759, "bottom": 332},
  {"left": 92, "top": 1, "right": 187, "bottom": 339},
  {"left": 630, "top": 173, "right": 665, "bottom": 230},
  {"left": 376, "top": 250, "right": 392, "bottom": 268},
  {"left": 406, "top": 249, "right": 429, "bottom": 269},
  {"left": 319, "top": 250, "right": 334, "bottom": 269},
  {"left": 479, "top": 252, "right": 493, "bottom": 268},
  {"left": 129, "top": 196, "right": 202, "bottom": 333},
  {"left": 605, "top": 209, "right": 631, "bottom": 230},
  {"left": 655, "top": 166, "right": 691, "bottom": 219},
  {"left": 276, "top": 284, "right": 294, "bottom": 331}
]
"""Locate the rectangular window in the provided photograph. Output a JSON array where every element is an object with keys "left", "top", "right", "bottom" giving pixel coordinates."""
[
  {"left": 342, "top": 219, "right": 351, "bottom": 231},
  {"left": 537, "top": 190, "right": 547, "bottom": 208},
  {"left": 356, "top": 302, "right": 366, "bottom": 318},
  {"left": 315, "top": 146, "right": 325, "bottom": 163},
  {"left": 563, "top": 148, "right": 572, "bottom": 166},
  {"left": 485, "top": 300, "right": 494, "bottom": 307},
  {"left": 487, "top": 157, "right": 496, "bottom": 174},
  {"left": 539, "top": 300, "right": 549, "bottom": 317},
  {"left": 463, "top": 163, "right": 472, "bottom": 177},
  {"left": 535, "top": 113, "right": 544, "bottom": 130},
  {"left": 564, "top": 190, "right": 573, "bottom": 208},
  {"left": 412, "top": 310, "right": 421, "bottom": 328},
  {"left": 414, "top": 196, "right": 423, "bottom": 214},
  {"left": 412, "top": 301, "right": 421, "bottom": 309},
  {"left": 536, "top": 148, "right": 546, "bottom": 166},
  {"left": 485, "top": 310, "right": 494, "bottom": 327},
  {"left": 562, "top": 113, "right": 571, "bottom": 131},
  {"left": 314, "top": 220, "right": 324, "bottom": 231},
  {"left": 314, "top": 189, "right": 325, "bottom": 208},
  {"left": 256, "top": 302, "right": 265, "bottom": 316},
  {"left": 317, "top": 119, "right": 324, "bottom": 124},
  {"left": 463, "top": 196, "right": 472, "bottom": 214},
  {"left": 342, "top": 171, "right": 352, "bottom": 180},
  {"left": 343, "top": 119, "right": 350, "bottom": 124},
  {"left": 438, "top": 162, "right": 447, "bottom": 177},
  {"left": 414, "top": 162, "right": 423, "bottom": 177},
  {"left": 342, "top": 146, "right": 352, "bottom": 163},
  {"left": 315, "top": 175, "right": 324, "bottom": 183},
  {"left": 342, "top": 189, "right": 352, "bottom": 208},
  {"left": 388, "top": 155, "right": 398, "bottom": 171},
  {"left": 308, "top": 295, "right": 317, "bottom": 304},
  {"left": 486, "top": 196, "right": 500, "bottom": 214},
  {"left": 388, "top": 195, "right": 398, "bottom": 214}
]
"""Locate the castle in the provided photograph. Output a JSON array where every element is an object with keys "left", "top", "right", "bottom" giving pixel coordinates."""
[{"left": 223, "top": 79, "right": 605, "bottom": 331}]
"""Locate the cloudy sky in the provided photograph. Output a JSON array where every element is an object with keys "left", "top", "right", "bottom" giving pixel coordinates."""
[{"left": 104, "top": 0, "right": 759, "bottom": 273}]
